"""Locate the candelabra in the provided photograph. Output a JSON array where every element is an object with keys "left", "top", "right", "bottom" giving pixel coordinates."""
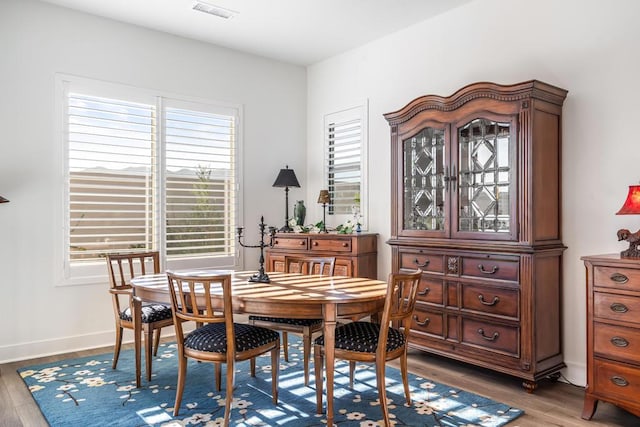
[{"left": 236, "top": 216, "right": 277, "bottom": 283}]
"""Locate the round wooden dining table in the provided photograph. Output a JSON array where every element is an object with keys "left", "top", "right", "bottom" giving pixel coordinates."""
[{"left": 130, "top": 269, "right": 388, "bottom": 426}]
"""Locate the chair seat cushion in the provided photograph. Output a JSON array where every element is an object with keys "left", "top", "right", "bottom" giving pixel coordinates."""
[
  {"left": 249, "top": 315, "right": 322, "bottom": 327},
  {"left": 185, "top": 322, "right": 280, "bottom": 353},
  {"left": 120, "top": 304, "right": 172, "bottom": 323},
  {"left": 314, "top": 321, "right": 405, "bottom": 353}
]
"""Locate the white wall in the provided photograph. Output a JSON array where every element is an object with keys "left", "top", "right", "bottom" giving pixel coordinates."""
[
  {"left": 306, "top": 0, "right": 640, "bottom": 386},
  {"left": 0, "top": 0, "right": 306, "bottom": 362}
]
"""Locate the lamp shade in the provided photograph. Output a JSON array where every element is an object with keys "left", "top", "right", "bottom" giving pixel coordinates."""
[
  {"left": 272, "top": 165, "right": 300, "bottom": 188},
  {"left": 0, "top": 195, "right": 8, "bottom": 203},
  {"left": 317, "top": 189, "right": 331, "bottom": 204},
  {"left": 616, "top": 185, "right": 640, "bottom": 215}
]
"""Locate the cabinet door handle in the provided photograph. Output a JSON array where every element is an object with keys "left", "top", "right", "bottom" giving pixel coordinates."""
[
  {"left": 478, "top": 264, "right": 499, "bottom": 274},
  {"left": 610, "top": 273, "right": 629, "bottom": 284},
  {"left": 414, "top": 258, "right": 430, "bottom": 268},
  {"left": 418, "top": 287, "right": 431, "bottom": 296},
  {"left": 610, "top": 303, "right": 629, "bottom": 313},
  {"left": 611, "top": 336, "right": 629, "bottom": 347},
  {"left": 477, "top": 328, "right": 499, "bottom": 341},
  {"left": 413, "top": 315, "right": 430, "bottom": 327},
  {"left": 443, "top": 166, "right": 450, "bottom": 192},
  {"left": 610, "top": 376, "right": 629, "bottom": 387},
  {"left": 478, "top": 294, "right": 500, "bottom": 306}
]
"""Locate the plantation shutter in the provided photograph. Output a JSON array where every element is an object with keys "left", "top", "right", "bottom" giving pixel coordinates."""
[
  {"left": 325, "top": 106, "right": 363, "bottom": 215},
  {"left": 164, "top": 105, "right": 236, "bottom": 258},
  {"left": 67, "top": 93, "right": 156, "bottom": 261}
]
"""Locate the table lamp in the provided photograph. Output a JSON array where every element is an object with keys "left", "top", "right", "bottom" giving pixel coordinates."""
[
  {"left": 317, "top": 189, "right": 330, "bottom": 233},
  {"left": 272, "top": 165, "right": 300, "bottom": 232},
  {"left": 616, "top": 184, "right": 640, "bottom": 258}
]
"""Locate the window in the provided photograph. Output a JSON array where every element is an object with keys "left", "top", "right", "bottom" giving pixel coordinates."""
[
  {"left": 324, "top": 102, "right": 368, "bottom": 226},
  {"left": 57, "top": 75, "right": 241, "bottom": 285}
]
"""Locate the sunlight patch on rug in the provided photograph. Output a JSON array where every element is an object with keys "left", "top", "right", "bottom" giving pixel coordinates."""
[{"left": 19, "top": 340, "right": 523, "bottom": 426}]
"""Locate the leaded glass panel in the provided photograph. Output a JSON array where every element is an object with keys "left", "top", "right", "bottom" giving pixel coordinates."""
[
  {"left": 403, "top": 128, "right": 445, "bottom": 230},
  {"left": 458, "top": 119, "right": 511, "bottom": 233}
]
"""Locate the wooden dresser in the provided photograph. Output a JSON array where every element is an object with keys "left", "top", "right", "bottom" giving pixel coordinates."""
[
  {"left": 582, "top": 254, "right": 640, "bottom": 419},
  {"left": 264, "top": 232, "right": 378, "bottom": 279},
  {"left": 384, "top": 81, "right": 567, "bottom": 391}
]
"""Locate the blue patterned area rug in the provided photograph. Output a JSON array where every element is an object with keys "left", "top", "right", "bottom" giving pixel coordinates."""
[{"left": 19, "top": 338, "right": 523, "bottom": 426}]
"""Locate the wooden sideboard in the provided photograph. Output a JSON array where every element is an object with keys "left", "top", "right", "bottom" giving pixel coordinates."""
[
  {"left": 581, "top": 254, "right": 640, "bottom": 419},
  {"left": 265, "top": 232, "right": 378, "bottom": 279}
]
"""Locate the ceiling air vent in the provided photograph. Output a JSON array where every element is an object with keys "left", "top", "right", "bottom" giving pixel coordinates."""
[{"left": 192, "top": 2, "right": 237, "bottom": 19}]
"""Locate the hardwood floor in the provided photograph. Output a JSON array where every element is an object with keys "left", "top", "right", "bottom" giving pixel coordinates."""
[{"left": 1, "top": 343, "right": 638, "bottom": 426}]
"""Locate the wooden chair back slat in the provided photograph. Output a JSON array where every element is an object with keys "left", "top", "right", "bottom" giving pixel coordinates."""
[{"left": 284, "top": 256, "right": 336, "bottom": 276}]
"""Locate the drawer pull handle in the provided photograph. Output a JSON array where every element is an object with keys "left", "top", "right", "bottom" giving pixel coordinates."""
[
  {"left": 610, "top": 303, "right": 629, "bottom": 313},
  {"left": 478, "top": 264, "right": 499, "bottom": 274},
  {"left": 418, "top": 287, "right": 431, "bottom": 296},
  {"left": 413, "top": 315, "right": 430, "bottom": 327},
  {"left": 313, "top": 242, "right": 318, "bottom": 246},
  {"left": 610, "top": 376, "right": 629, "bottom": 387},
  {"left": 342, "top": 243, "right": 349, "bottom": 247},
  {"left": 414, "top": 258, "right": 430, "bottom": 268},
  {"left": 477, "top": 328, "right": 499, "bottom": 341},
  {"left": 611, "top": 336, "right": 629, "bottom": 347},
  {"left": 610, "top": 273, "right": 629, "bottom": 284},
  {"left": 301, "top": 241, "right": 306, "bottom": 245},
  {"left": 478, "top": 294, "right": 500, "bottom": 306}
]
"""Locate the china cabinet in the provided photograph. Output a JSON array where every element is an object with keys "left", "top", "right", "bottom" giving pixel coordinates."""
[
  {"left": 384, "top": 80, "right": 567, "bottom": 391},
  {"left": 581, "top": 254, "right": 640, "bottom": 419}
]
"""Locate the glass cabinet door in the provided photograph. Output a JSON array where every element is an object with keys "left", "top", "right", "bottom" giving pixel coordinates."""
[
  {"left": 456, "top": 117, "right": 515, "bottom": 237},
  {"left": 402, "top": 127, "right": 446, "bottom": 233}
]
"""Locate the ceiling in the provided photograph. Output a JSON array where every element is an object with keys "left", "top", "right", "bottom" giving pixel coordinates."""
[{"left": 40, "top": 0, "right": 472, "bottom": 66}]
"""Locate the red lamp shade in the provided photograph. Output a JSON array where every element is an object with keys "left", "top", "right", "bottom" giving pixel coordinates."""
[{"left": 616, "top": 185, "right": 640, "bottom": 215}]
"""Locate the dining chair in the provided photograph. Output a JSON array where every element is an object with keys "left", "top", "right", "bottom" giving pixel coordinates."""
[
  {"left": 106, "top": 251, "right": 173, "bottom": 382},
  {"left": 249, "top": 256, "right": 335, "bottom": 386},
  {"left": 166, "top": 271, "right": 280, "bottom": 423},
  {"left": 313, "top": 269, "right": 423, "bottom": 426}
]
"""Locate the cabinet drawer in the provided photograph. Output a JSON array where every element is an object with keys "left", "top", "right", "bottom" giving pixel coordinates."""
[
  {"left": 416, "top": 276, "right": 444, "bottom": 305},
  {"left": 461, "top": 318, "right": 519, "bottom": 357},
  {"left": 409, "top": 306, "right": 444, "bottom": 338},
  {"left": 593, "top": 358, "right": 640, "bottom": 404},
  {"left": 594, "top": 322, "right": 640, "bottom": 365},
  {"left": 594, "top": 266, "right": 640, "bottom": 292},
  {"left": 399, "top": 251, "right": 444, "bottom": 274},
  {"left": 272, "top": 237, "right": 308, "bottom": 250},
  {"left": 594, "top": 293, "right": 640, "bottom": 325},
  {"left": 461, "top": 284, "right": 519, "bottom": 319},
  {"left": 460, "top": 255, "right": 519, "bottom": 282},
  {"left": 310, "top": 238, "right": 352, "bottom": 252}
]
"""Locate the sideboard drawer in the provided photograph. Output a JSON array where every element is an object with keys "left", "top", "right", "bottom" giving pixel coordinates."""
[
  {"left": 310, "top": 237, "right": 352, "bottom": 252},
  {"left": 594, "top": 266, "right": 640, "bottom": 292},
  {"left": 416, "top": 276, "right": 444, "bottom": 306},
  {"left": 272, "top": 237, "right": 308, "bottom": 250},
  {"left": 594, "top": 322, "right": 640, "bottom": 365},
  {"left": 593, "top": 358, "right": 640, "bottom": 404},
  {"left": 594, "top": 292, "right": 640, "bottom": 325},
  {"left": 409, "top": 305, "right": 444, "bottom": 338},
  {"left": 399, "top": 251, "right": 445, "bottom": 274},
  {"left": 459, "top": 255, "right": 519, "bottom": 282},
  {"left": 461, "top": 284, "right": 519, "bottom": 319},
  {"left": 461, "top": 318, "right": 519, "bottom": 357}
]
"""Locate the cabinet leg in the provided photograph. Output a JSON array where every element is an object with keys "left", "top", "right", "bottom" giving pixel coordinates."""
[
  {"left": 522, "top": 380, "right": 538, "bottom": 393},
  {"left": 581, "top": 395, "right": 598, "bottom": 420}
]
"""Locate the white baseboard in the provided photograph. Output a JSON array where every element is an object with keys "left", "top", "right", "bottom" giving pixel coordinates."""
[{"left": 561, "top": 359, "right": 586, "bottom": 388}]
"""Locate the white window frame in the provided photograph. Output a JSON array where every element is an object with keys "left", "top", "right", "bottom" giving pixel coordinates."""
[
  {"left": 323, "top": 101, "right": 368, "bottom": 229},
  {"left": 53, "top": 74, "right": 243, "bottom": 286}
]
